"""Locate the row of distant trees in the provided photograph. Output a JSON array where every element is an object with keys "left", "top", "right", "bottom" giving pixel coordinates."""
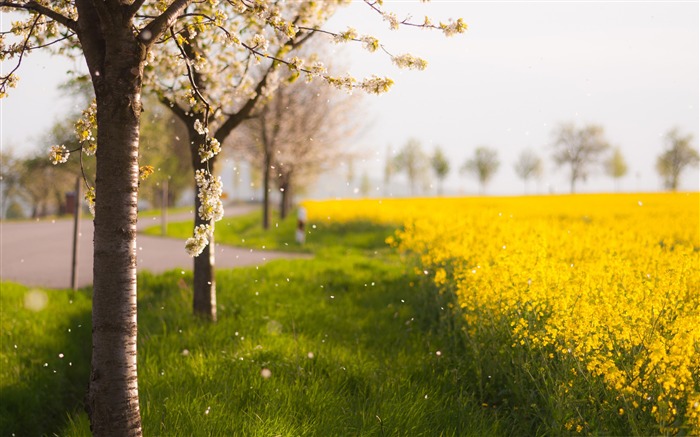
[{"left": 385, "top": 124, "right": 699, "bottom": 195}]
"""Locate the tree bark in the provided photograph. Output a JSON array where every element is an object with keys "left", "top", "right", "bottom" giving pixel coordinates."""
[
  {"left": 191, "top": 139, "right": 217, "bottom": 321},
  {"left": 262, "top": 151, "right": 271, "bottom": 230},
  {"left": 84, "top": 27, "right": 144, "bottom": 437},
  {"left": 279, "top": 178, "right": 291, "bottom": 220}
]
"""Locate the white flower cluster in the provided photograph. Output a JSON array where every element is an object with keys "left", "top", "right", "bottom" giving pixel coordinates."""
[
  {"left": 326, "top": 75, "right": 357, "bottom": 94},
  {"left": 359, "top": 76, "right": 394, "bottom": 95},
  {"left": 195, "top": 169, "right": 224, "bottom": 222},
  {"left": 250, "top": 34, "right": 269, "bottom": 52},
  {"left": 288, "top": 56, "right": 304, "bottom": 71},
  {"left": 361, "top": 36, "right": 380, "bottom": 52},
  {"left": 333, "top": 27, "right": 357, "bottom": 43},
  {"left": 199, "top": 137, "right": 221, "bottom": 162},
  {"left": 185, "top": 224, "right": 212, "bottom": 257},
  {"left": 382, "top": 12, "right": 400, "bottom": 30},
  {"left": 194, "top": 118, "right": 209, "bottom": 136},
  {"left": 307, "top": 61, "right": 327, "bottom": 77},
  {"left": 75, "top": 100, "right": 97, "bottom": 156},
  {"left": 392, "top": 54, "right": 428, "bottom": 70},
  {"left": 440, "top": 18, "right": 468, "bottom": 37},
  {"left": 49, "top": 145, "right": 69, "bottom": 165}
]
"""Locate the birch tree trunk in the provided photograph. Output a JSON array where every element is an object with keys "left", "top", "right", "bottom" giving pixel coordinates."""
[{"left": 81, "top": 19, "right": 145, "bottom": 436}]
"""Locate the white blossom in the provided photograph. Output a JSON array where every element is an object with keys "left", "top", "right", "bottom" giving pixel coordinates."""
[
  {"left": 440, "top": 18, "right": 468, "bottom": 37},
  {"left": 199, "top": 137, "right": 221, "bottom": 162},
  {"left": 185, "top": 224, "right": 212, "bottom": 257},
  {"left": 383, "top": 12, "right": 400, "bottom": 30},
  {"left": 49, "top": 145, "right": 69, "bottom": 165},
  {"left": 193, "top": 119, "right": 208, "bottom": 136},
  {"left": 250, "top": 33, "right": 269, "bottom": 52},
  {"left": 361, "top": 35, "right": 380, "bottom": 52},
  {"left": 195, "top": 169, "right": 224, "bottom": 222},
  {"left": 359, "top": 76, "right": 394, "bottom": 95},
  {"left": 288, "top": 56, "right": 304, "bottom": 71},
  {"left": 392, "top": 54, "right": 428, "bottom": 70},
  {"left": 333, "top": 27, "right": 358, "bottom": 43},
  {"left": 85, "top": 186, "right": 96, "bottom": 217}
]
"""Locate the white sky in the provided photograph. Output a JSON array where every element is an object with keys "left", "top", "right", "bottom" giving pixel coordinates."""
[{"left": 2, "top": 1, "right": 699, "bottom": 196}]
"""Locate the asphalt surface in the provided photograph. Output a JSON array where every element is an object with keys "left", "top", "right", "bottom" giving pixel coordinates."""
[{"left": 0, "top": 205, "right": 309, "bottom": 289}]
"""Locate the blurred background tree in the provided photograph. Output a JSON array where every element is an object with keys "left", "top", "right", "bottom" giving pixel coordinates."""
[
  {"left": 462, "top": 146, "right": 500, "bottom": 195},
  {"left": 551, "top": 123, "right": 610, "bottom": 193},
  {"left": 656, "top": 128, "right": 699, "bottom": 191},
  {"left": 514, "top": 149, "right": 543, "bottom": 194},
  {"left": 394, "top": 138, "right": 429, "bottom": 196},
  {"left": 604, "top": 147, "right": 628, "bottom": 192},
  {"left": 138, "top": 98, "right": 191, "bottom": 210},
  {"left": 235, "top": 74, "right": 358, "bottom": 227},
  {"left": 431, "top": 146, "right": 450, "bottom": 196}
]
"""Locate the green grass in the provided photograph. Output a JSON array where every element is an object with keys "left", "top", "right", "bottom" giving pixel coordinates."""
[
  {"left": 1, "top": 219, "right": 502, "bottom": 436},
  {"left": 138, "top": 205, "right": 193, "bottom": 219},
  {"left": 142, "top": 208, "right": 399, "bottom": 257},
  {"left": 0, "top": 283, "right": 92, "bottom": 436}
]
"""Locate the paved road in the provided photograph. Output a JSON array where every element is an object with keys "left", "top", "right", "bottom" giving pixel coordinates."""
[{"left": 1, "top": 205, "right": 308, "bottom": 289}]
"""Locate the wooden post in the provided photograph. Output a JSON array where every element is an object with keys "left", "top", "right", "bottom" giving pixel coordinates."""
[
  {"left": 161, "top": 179, "right": 168, "bottom": 236},
  {"left": 70, "top": 176, "right": 81, "bottom": 290}
]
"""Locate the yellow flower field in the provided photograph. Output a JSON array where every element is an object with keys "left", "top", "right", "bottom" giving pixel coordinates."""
[{"left": 303, "top": 193, "right": 700, "bottom": 435}]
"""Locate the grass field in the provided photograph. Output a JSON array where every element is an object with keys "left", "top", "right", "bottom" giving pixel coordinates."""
[{"left": 1, "top": 214, "right": 501, "bottom": 436}]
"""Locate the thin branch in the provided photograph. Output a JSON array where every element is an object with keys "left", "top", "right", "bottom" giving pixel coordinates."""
[
  {"left": 22, "top": 32, "right": 77, "bottom": 52},
  {"left": 169, "top": 26, "right": 211, "bottom": 125},
  {"left": 0, "top": 1, "right": 77, "bottom": 32},
  {"left": 1, "top": 15, "right": 39, "bottom": 96}
]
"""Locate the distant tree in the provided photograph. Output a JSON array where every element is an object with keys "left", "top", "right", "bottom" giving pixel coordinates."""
[
  {"left": 514, "top": 149, "right": 543, "bottom": 194},
  {"left": 394, "top": 139, "right": 428, "bottom": 196},
  {"left": 139, "top": 101, "right": 191, "bottom": 209},
  {"left": 604, "top": 147, "right": 628, "bottom": 192},
  {"left": 0, "top": 150, "right": 23, "bottom": 219},
  {"left": 656, "top": 128, "right": 699, "bottom": 191},
  {"left": 461, "top": 146, "right": 500, "bottom": 194},
  {"left": 17, "top": 117, "right": 94, "bottom": 218},
  {"left": 360, "top": 171, "right": 372, "bottom": 197},
  {"left": 551, "top": 123, "right": 610, "bottom": 193},
  {"left": 383, "top": 146, "right": 394, "bottom": 196},
  {"left": 431, "top": 147, "right": 450, "bottom": 195},
  {"left": 236, "top": 76, "right": 355, "bottom": 225},
  {"left": 19, "top": 154, "right": 75, "bottom": 217}
]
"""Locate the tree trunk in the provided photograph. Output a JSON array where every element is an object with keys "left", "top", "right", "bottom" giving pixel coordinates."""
[
  {"left": 190, "top": 140, "right": 217, "bottom": 321},
  {"left": 280, "top": 179, "right": 291, "bottom": 220},
  {"left": 262, "top": 152, "right": 271, "bottom": 230},
  {"left": 85, "top": 31, "right": 144, "bottom": 436}
]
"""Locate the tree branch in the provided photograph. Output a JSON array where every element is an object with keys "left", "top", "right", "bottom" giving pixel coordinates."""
[
  {"left": 0, "top": 1, "right": 77, "bottom": 32},
  {"left": 139, "top": 0, "right": 192, "bottom": 47},
  {"left": 126, "top": 0, "right": 146, "bottom": 19},
  {"left": 158, "top": 94, "right": 190, "bottom": 125},
  {"left": 1, "top": 15, "right": 39, "bottom": 96}
]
